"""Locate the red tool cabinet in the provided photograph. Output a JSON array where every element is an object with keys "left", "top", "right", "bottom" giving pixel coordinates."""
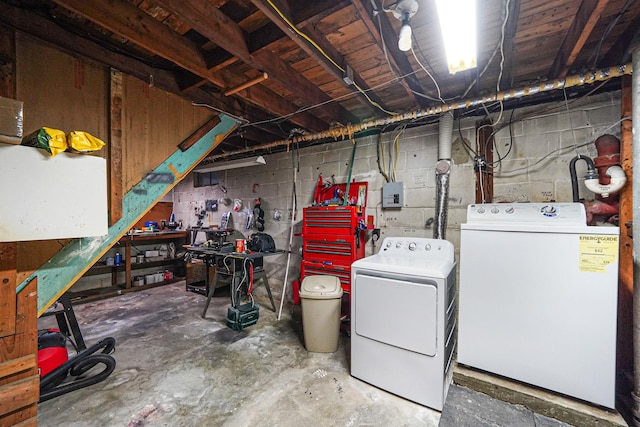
[{"left": 300, "top": 205, "right": 366, "bottom": 295}]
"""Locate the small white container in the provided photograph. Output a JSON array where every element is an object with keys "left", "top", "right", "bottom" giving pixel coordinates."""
[
  {"left": 145, "top": 274, "right": 156, "bottom": 285},
  {"left": 133, "top": 276, "right": 145, "bottom": 287},
  {"left": 154, "top": 272, "right": 164, "bottom": 283}
]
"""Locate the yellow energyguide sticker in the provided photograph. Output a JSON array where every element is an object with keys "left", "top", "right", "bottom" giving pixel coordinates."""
[{"left": 579, "top": 234, "right": 619, "bottom": 273}]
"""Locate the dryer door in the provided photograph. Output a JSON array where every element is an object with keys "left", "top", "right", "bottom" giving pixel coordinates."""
[{"left": 354, "top": 274, "right": 437, "bottom": 356}]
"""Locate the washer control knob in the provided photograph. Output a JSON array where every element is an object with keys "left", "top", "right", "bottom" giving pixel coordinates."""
[
  {"left": 491, "top": 207, "right": 500, "bottom": 214},
  {"left": 408, "top": 242, "right": 417, "bottom": 251},
  {"left": 395, "top": 241, "right": 402, "bottom": 248},
  {"left": 477, "top": 207, "right": 486, "bottom": 214},
  {"left": 541, "top": 205, "right": 557, "bottom": 216},
  {"left": 386, "top": 241, "right": 392, "bottom": 248},
  {"left": 505, "top": 206, "right": 515, "bottom": 214},
  {"left": 425, "top": 243, "right": 431, "bottom": 251}
]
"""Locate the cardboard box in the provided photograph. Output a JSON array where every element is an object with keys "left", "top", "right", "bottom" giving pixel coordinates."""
[{"left": 0, "top": 97, "right": 23, "bottom": 144}]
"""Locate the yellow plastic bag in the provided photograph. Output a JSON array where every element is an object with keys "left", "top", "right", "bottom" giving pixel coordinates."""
[
  {"left": 67, "top": 131, "right": 105, "bottom": 153},
  {"left": 21, "top": 127, "right": 68, "bottom": 157}
]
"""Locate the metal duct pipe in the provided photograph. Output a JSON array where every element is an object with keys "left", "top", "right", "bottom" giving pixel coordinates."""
[
  {"left": 438, "top": 111, "right": 454, "bottom": 160},
  {"left": 205, "top": 64, "right": 632, "bottom": 162},
  {"left": 631, "top": 46, "right": 640, "bottom": 427},
  {"left": 434, "top": 112, "right": 454, "bottom": 239},
  {"left": 434, "top": 160, "right": 451, "bottom": 240}
]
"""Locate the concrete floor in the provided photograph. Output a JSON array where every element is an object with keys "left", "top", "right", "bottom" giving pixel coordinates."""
[{"left": 37, "top": 282, "right": 578, "bottom": 427}]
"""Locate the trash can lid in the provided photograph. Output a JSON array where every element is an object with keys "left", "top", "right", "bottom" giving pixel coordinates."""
[{"left": 298, "top": 275, "right": 343, "bottom": 299}]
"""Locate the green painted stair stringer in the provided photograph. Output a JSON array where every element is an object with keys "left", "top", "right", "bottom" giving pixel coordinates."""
[{"left": 16, "top": 114, "right": 238, "bottom": 315}]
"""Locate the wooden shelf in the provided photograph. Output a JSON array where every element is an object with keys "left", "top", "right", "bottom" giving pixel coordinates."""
[
  {"left": 76, "top": 231, "right": 189, "bottom": 302},
  {"left": 68, "top": 278, "right": 185, "bottom": 304},
  {"left": 86, "top": 258, "right": 184, "bottom": 276}
]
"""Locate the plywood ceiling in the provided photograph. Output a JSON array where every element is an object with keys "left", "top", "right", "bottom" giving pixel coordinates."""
[{"left": 1, "top": 0, "right": 638, "bottom": 158}]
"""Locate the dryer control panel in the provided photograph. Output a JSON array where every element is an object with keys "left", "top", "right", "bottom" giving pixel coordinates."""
[
  {"left": 466, "top": 203, "right": 587, "bottom": 224},
  {"left": 379, "top": 237, "right": 454, "bottom": 260}
]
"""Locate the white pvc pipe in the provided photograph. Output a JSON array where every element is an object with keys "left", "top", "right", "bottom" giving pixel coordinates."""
[
  {"left": 584, "top": 165, "right": 627, "bottom": 198},
  {"left": 277, "top": 160, "right": 297, "bottom": 321}
]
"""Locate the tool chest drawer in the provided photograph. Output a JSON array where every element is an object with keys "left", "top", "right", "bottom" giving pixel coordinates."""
[
  {"left": 303, "top": 236, "right": 354, "bottom": 264},
  {"left": 301, "top": 260, "right": 351, "bottom": 294},
  {"left": 303, "top": 206, "right": 358, "bottom": 235}
]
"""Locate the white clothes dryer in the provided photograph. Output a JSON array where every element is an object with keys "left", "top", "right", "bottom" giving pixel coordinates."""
[{"left": 350, "top": 237, "right": 456, "bottom": 411}]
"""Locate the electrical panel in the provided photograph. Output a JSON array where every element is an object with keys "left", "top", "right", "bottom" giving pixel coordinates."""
[{"left": 382, "top": 182, "right": 403, "bottom": 208}]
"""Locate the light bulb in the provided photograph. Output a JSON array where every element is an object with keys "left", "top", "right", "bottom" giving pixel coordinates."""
[{"left": 398, "top": 22, "right": 412, "bottom": 52}]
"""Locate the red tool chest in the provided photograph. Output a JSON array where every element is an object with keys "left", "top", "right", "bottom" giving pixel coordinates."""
[{"left": 301, "top": 205, "right": 366, "bottom": 295}]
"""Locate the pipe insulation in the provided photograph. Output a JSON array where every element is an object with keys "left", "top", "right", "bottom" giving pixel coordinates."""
[
  {"left": 205, "top": 64, "right": 632, "bottom": 162},
  {"left": 631, "top": 46, "right": 640, "bottom": 427}
]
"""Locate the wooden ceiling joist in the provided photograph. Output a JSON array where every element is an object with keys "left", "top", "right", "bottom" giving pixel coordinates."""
[
  {"left": 350, "top": 0, "right": 429, "bottom": 108},
  {"left": 548, "top": 0, "right": 610, "bottom": 79},
  {"left": 152, "top": 0, "right": 358, "bottom": 125},
  {"left": 49, "top": 0, "right": 328, "bottom": 132},
  {"left": 249, "top": 0, "right": 391, "bottom": 118}
]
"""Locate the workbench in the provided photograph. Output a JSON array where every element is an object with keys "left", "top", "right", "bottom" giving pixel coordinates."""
[{"left": 183, "top": 245, "right": 285, "bottom": 317}]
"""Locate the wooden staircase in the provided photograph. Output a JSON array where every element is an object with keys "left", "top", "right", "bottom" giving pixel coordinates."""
[{"left": 17, "top": 114, "right": 237, "bottom": 316}]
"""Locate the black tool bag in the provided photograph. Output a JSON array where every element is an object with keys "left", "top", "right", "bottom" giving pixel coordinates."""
[
  {"left": 226, "top": 303, "right": 260, "bottom": 331},
  {"left": 247, "top": 232, "right": 276, "bottom": 252}
]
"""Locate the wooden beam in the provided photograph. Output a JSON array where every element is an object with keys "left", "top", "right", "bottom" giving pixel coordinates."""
[
  {"left": 548, "top": 0, "right": 610, "bottom": 79},
  {"left": 109, "top": 70, "right": 124, "bottom": 226},
  {"left": 350, "top": 0, "right": 429, "bottom": 108},
  {"left": 475, "top": 120, "right": 494, "bottom": 203},
  {"left": 0, "top": 2, "right": 324, "bottom": 132},
  {"left": 0, "top": 27, "right": 16, "bottom": 340},
  {"left": 617, "top": 74, "right": 633, "bottom": 386},
  {"left": 0, "top": 243, "right": 17, "bottom": 338},
  {"left": 600, "top": 11, "right": 640, "bottom": 67},
  {"left": 50, "top": 0, "right": 216, "bottom": 84},
  {"left": 178, "top": 115, "right": 222, "bottom": 151},
  {"left": 500, "top": 0, "right": 521, "bottom": 89},
  {"left": 153, "top": 0, "right": 357, "bottom": 124},
  {"left": 249, "top": 0, "right": 390, "bottom": 118}
]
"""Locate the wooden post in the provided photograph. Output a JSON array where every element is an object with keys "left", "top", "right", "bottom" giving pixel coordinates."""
[
  {"left": 109, "top": 70, "right": 124, "bottom": 225},
  {"left": 617, "top": 74, "right": 633, "bottom": 390},
  {"left": 0, "top": 26, "right": 40, "bottom": 425},
  {"left": 475, "top": 120, "right": 494, "bottom": 203}
]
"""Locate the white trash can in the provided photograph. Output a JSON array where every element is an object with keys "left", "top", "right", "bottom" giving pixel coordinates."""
[{"left": 299, "top": 275, "right": 343, "bottom": 353}]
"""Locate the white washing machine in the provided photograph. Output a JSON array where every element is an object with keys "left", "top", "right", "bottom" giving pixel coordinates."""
[
  {"left": 350, "top": 237, "right": 456, "bottom": 411},
  {"left": 458, "top": 203, "right": 619, "bottom": 408}
]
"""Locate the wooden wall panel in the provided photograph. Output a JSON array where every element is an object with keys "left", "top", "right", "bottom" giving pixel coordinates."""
[
  {"left": 0, "top": 278, "right": 38, "bottom": 427},
  {"left": 132, "top": 201, "right": 174, "bottom": 228},
  {"left": 121, "top": 74, "right": 214, "bottom": 193},
  {"left": 15, "top": 36, "right": 108, "bottom": 154}
]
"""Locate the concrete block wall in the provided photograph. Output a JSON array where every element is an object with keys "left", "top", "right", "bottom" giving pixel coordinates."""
[
  {"left": 171, "top": 91, "right": 622, "bottom": 300},
  {"left": 491, "top": 91, "right": 621, "bottom": 203}
]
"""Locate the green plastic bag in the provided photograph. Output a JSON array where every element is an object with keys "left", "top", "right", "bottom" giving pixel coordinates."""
[{"left": 21, "top": 127, "right": 68, "bottom": 157}]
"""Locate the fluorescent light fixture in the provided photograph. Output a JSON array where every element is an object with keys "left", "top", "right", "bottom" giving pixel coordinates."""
[
  {"left": 195, "top": 156, "right": 266, "bottom": 173},
  {"left": 435, "top": 0, "right": 477, "bottom": 74}
]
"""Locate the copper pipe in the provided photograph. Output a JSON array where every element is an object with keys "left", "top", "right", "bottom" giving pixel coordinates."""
[{"left": 224, "top": 72, "right": 268, "bottom": 96}]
